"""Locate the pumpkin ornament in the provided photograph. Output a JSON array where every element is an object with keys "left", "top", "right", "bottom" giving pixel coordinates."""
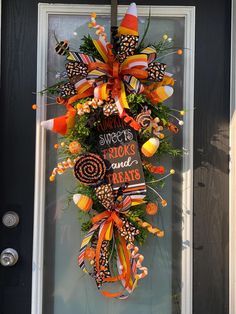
[
  {"left": 69, "top": 141, "right": 81, "bottom": 154},
  {"left": 146, "top": 202, "right": 159, "bottom": 215}
]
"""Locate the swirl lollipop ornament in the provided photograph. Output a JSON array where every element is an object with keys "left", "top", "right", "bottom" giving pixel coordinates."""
[{"left": 74, "top": 153, "right": 106, "bottom": 185}]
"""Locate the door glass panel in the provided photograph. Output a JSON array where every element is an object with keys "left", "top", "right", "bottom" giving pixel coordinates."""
[{"left": 43, "top": 10, "right": 185, "bottom": 314}]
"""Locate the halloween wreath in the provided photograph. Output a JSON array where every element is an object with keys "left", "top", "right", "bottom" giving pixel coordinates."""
[{"left": 36, "top": 3, "right": 185, "bottom": 299}]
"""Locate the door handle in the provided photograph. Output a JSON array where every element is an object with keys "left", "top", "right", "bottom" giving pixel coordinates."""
[{"left": 0, "top": 248, "right": 19, "bottom": 266}]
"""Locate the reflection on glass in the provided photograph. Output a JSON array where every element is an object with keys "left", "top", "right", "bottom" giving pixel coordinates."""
[{"left": 43, "top": 12, "right": 184, "bottom": 314}]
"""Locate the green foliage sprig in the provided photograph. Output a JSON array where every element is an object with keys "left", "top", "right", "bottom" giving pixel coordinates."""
[
  {"left": 158, "top": 141, "right": 182, "bottom": 158},
  {"left": 40, "top": 80, "right": 68, "bottom": 96},
  {"left": 79, "top": 35, "right": 103, "bottom": 61}
]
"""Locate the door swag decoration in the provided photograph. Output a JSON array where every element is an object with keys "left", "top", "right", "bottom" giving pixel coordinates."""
[{"left": 36, "top": 3, "right": 185, "bottom": 299}]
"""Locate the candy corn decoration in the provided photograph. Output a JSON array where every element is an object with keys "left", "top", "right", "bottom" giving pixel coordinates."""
[
  {"left": 141, "top": 137, "right": 160, "bottom": 157},
  {"left": 73, "top": 194, "right": 93, "bottom": 212},
  {"left": 155, "top": 86, "right": 173, "bottom": 102},
  {"left": 41, "top": 105, "right": 76, "bottom": 135},
  {"left": 118, "top": 3, "right": 138, "bottom": 36},
  {"left": 145, "top": 86, "right": 174, "bottom": 104}
]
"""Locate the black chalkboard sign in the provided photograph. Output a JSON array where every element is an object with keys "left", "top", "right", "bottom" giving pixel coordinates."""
[{"left": 97, "top": 116, "right": 146, "bottom": 199}]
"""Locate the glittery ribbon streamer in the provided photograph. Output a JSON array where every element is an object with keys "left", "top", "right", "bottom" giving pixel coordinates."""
[
  {"left": 88, "top": 13, "right": 108, "bottom": 41},
  {"left": 127, "top": 243, "right": 148, "bottom": 291},
  {"left": 50, "top": 157, "right": 79, "bottom": 180},
  {"left": 114, "top": 239, "right": 148, "bottom": 298},
  {"left": 133, "top": 217, "right": 164, "bottom": 237}
]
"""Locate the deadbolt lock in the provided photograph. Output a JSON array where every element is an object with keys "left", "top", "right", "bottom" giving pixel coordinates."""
[
  {"left": 2, "top": 211, "right": 19, "bottom": 228},
  {"left": 0, "top": 248, "right": 19, "bottom": 267}
]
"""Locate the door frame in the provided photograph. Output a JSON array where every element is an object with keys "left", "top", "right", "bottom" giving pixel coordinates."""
[
  {"left": 230, "top": 1, "right": 236, "bottom": 313},
  {"left": 32, "top": 4, "right": 195, "bottom": 314}
]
